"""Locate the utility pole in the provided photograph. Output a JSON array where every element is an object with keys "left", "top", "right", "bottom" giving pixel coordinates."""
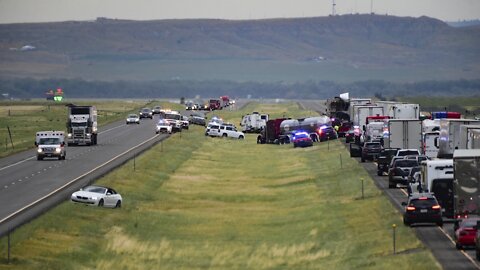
[{"left": 332, "top": 0, "right": 336, "bottom": 16}]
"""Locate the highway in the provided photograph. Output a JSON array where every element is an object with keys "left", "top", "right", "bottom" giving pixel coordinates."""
[
  {"left": 299, "top": 100, "right": 480, "bottom": 270},
  {"left": 0, "top": 116, "right": 168, "bottom": 236}
]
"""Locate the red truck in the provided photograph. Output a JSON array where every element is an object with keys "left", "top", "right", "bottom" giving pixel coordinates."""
[
  {"left": 220, "top": 96, "right": 230, "bottom": 108},
  {"left": 209, "top": 99, "right": 221, "bottom": 110},
  {"left": 257, "top": 118, "right": 287, "bottom": 144}
]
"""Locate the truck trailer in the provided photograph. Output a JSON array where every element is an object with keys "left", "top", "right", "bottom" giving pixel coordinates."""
[
  {"left": 453, "top": 149, "right": 480, "bottom": 219},
  {"left": 438, "top": 119, "right": 480, "bottom": 158},
  {"left": 240, "top": 112, "right": 269, "bottom": 133},
  {"left": 66, "top": 105, "right": 98, "bottom": 146},
  {"left": 384, "top": 119, "right": 423, "bottom": 151},
  {"left": 459, "top": 125, "right": 480, "bottom": 150}
]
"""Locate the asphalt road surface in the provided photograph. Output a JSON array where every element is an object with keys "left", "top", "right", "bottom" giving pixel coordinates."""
[
  {"left": 0, "top": 115, "right": 169, "bottom": 236},
  {"left": 300, "top": 100, "right": 480, "bottom": 270}
]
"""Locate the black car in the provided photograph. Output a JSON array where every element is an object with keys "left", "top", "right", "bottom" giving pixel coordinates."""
[
  {"left": 360, "top": 142, "right": 383, "bottom": 162},
  {"left": 402, "top": 193, "right": 443, "bottom": 227},
  {"left": 317, "top": 125, "right": 338, "bottom": 142},
  {"left": 388, "top": 159, "right": 419, "bottom": 188},
  {"left": 376, "top": 148, "right": 400, "bottom": 176},
  {"left": 139, "top": 108, "right": 153, "bottom": 119}
]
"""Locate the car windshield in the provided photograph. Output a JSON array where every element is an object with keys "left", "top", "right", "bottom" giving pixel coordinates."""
[
  {"left": 83, "top": 186, "right": 106, "bottom": 194},
  {"left": 366, "top": 143, "right": 381, "bottom": 148},
  {"left": 398, "top": 150, "right": 419, "bottom": 156},
  {"left": 165, "top": 113, "right": 181, "bottom": 120},
  {"left": 39, "top": 138, "right": 61, "bottom": 144},
  {"left": 294, "top": 133, "right": 309, "bottom": 139},
  {"left": 395, "top": 160, "right": 418, "bottom": 167},
  {"left": 410, "top": 198, "right": 436, "bottom": 207},
  {"left": 142, "top": 108, "right": 150, "bottom": 112},
  {"left": 462, "top": 219, "right": 480, "bottom": 228},
  {"left": 128, "top": 114, "right": 137, "bottom": 118}
]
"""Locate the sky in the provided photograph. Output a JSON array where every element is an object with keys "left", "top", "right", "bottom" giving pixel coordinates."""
[{"left": 0, "top": 0, "right": 479, "bottom": 24}]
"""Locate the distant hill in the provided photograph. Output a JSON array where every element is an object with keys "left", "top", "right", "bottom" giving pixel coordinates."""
[
  {"left": 0, "top": 14, "right": 479, "bottom": 82},
  {"left": 447, "top": 19, "right": 480, "bottom": 27}
]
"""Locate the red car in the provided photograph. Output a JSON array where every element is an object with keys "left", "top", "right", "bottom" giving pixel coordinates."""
[{"left": 454, "top": 217, "right": 480, "bottom": 249}]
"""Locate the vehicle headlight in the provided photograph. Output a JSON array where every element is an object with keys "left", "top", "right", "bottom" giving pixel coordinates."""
[
  {"left": 86, "top": 133, "right": 91, "bottom": 137},
  {"left": 55, "top": 147, "right": 61, "bottom": 153},
  {"left": 67, "top": 133, "right": 72, "bottom": 138},
  {"left": 91, "top": 197, "right": 98, "bottom": 201},
  {"left": 92, "top": 127, "right": 97, "bottom": 132},
  {"left": 37, "top": 148, "right": 43, "bottom": 153}
]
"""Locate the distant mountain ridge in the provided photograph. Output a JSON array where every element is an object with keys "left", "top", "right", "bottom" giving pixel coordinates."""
[{"left": 0, "top": 14, "right": 479, "bottom": 82}]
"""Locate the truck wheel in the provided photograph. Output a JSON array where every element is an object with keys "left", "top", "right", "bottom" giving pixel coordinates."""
[
  {"left": 361, "top": 156, "right": 365, "bottom": 162},
  {"left": 222, "top": 134, "right": 227, "bottom": 138},
  {"left": 62, "top": 155, "right": 66, "bottom": 160},
  {"left": 388, "top": 182, "right": 395, "bottom": 189},
  {"left": 37, "top": 156, "right": 43, "bottom": 161},
  {"left": 257, "top": 137, "right": 262, "bottom": 144}
]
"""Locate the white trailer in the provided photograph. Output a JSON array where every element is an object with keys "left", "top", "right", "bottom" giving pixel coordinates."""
[
  {"left": 348, "top": 98, "right": 372, "bottom": 121},
  {"left": 420, "top": 159, "right": 454, "bottom": 218},
  {"left": 423, "top": 132, "right": 440, "bottom": 159},
  {"left": 353, "top": 105, "right": 384, "bottom": 128},
  {"left": 384, "top": 119, "right": 423, "bottom": 151},
  {"left": 438, "top": 119, "right": 480, "bottom": 158},
  {"left": 376, "top": 102, "right": 420, "bottom": 120},
  {"left": 240, "top": 112, "right": 269, "bottom": 133},
  {"left": 453, "top": 149, "right": 480, "bottom": 218},
  {"left": 458, "top": 125, "right": 480, "bottom": 150}
]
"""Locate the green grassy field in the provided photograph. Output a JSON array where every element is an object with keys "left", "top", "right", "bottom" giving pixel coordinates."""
[
  {"left": 0, "top": 102, "right": 440, "bottom": 269},
  {"left": 0, "top": 100, "right": 180, "bottom": 158}
]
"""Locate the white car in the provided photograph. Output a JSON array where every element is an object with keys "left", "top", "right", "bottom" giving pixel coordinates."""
[
  {"left": 71, "top": 185, "right": 122, "bottom": 208},
  {"left": 126, "top": 114, "right": 140, "bottom": 124},
  {"left": 156, "top": 119, "right": 173, "bottom": 134}
]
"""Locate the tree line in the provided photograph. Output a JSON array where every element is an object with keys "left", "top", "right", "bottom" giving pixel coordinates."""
[{"left": 0, "top": 78, "right": 479, "bottom": 100}]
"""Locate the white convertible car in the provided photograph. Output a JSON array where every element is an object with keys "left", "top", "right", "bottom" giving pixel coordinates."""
[{"left": 71, "top": 185, "right": 122, "bottom": 208}]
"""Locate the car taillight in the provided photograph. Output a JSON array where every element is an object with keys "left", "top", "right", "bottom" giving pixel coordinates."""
[
  {"left": 432, "top": 205, "right": 441, "bottom": 210},
  {"left": 406, "top": 206, "right": 415, "bottom": 211}
]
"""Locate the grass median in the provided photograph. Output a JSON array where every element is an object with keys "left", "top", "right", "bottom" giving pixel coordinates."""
[{"left": 0, "top": 103, "right": 440, "bottom": 269}]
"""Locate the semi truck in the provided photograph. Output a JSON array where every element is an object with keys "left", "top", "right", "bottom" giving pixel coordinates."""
[
  {"left": 437, "top": 119, "right": 480, "bottom": 158},
  {"left": 257, "top": 118, "right": 287, "bottom": 144},
  {"left": 453, "top": 149, "right": 480, "bottom": 219},
  {"left": 384, "top": 119, "right": 423, "bottom": 152},
  {"left": 458, "top": 125, "right": 480, "bottom": 150},
  {"left": 240, "top": 112, "right": 269, "bottom": 133},
  {"left": 66, "top": 105, "right": 98, "bottom": 146},
  {"left": 420, "top": 159, "right": 454, "bottom": 218},
  {"left": 209, "top": 99, "right": 221, "bottom": 111},
  {"left": 35, "top": 131, "right": 66, "bottom": 160}
]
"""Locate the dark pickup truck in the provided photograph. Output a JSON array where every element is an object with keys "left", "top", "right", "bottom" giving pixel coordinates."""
[{"left": 376, "top": 148, "right": 400, "bottom": 176}]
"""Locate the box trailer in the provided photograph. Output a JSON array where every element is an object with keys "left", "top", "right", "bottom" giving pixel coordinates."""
[
  {"left": 453, "top": 149, "right": 480, "bottom": 218},
  {"left": 459, "top": 125, "right": 480, "bottom": 150},
  {"left": 384, "top": 119, "right": 423, "bottom": 151},
  {"left": 438, "top": 119, "right": 480, "bottom": 158}
]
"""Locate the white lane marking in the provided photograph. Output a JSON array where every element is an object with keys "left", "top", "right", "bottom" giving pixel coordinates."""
[
  {"left": 396, "top": 181, "right": 480, "bottom": 268},
  {"left": 0, "top": 134, "right": 160, "bottom": 224},
  {"left": 0, "top": 123, "right": 126, "bottom": 172}
]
